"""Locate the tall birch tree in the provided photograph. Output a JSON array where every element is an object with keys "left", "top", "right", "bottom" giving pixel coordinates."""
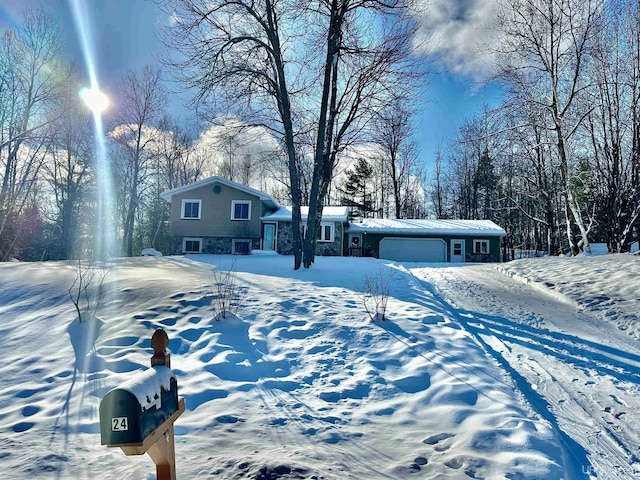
[{"left": 496, "top": 0, "right": 604, "bottom": 254}]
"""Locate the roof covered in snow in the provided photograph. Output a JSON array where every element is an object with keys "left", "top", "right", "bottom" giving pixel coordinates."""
[
  {"left": 160, "top": 176, "right": 279, "bottom": 209},
  {"left": 262, "top": 206, "right": 350, "bottom": 222},
  {"left": 346, "top": 218, "right": 506, "bottom": 236}
]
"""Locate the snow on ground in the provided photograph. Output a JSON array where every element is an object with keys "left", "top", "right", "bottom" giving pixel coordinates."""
[
  {"left": 411, "top": 254, "right": 640, "bottom": 479},
  {"left": 0, "top": 253, "right": 638, "bottom": 479},
  {"left": 497, "top": 254, "right": 640, "bottom": 339}
]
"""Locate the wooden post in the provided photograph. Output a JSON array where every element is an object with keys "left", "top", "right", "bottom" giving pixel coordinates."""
[
  {"left": 120, "top": 398, "right": 185, "bottom": 480},
  {"left": 148, "top": 424, "right": 177, "bottom": 480},
  {"left": 149, "top": 329, "right": 175, "bottom": 479},
  {"left": 151, "top": 328, "right": 171, "bottom": 368},
  {"left": 119, "top": 398, "right": 185, "bottom": 480}
]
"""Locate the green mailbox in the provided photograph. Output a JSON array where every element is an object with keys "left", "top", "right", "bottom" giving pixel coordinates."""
[
  {"left": 99, "top": 365, "right": 179, "bottom": 446},
  {"left": 98, "top": 329, "right": 184, "bottom": 480}
]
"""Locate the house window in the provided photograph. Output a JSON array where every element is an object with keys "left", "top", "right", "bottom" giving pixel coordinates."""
[
  {"left": 473, "top": 239, "right": 489, "bottom": 254},
  {"left": 231, "top": 200, "right": 251, "bottom": 220},
  {"left": 232, "top": 239, "right": 251, "bottom": 255},
  {"left": 303, "top": 223, "right": 335, "bottom": 242},
  {"left": 181, "top": 199, "right": 201, "bottom": 219},
  {"left": 183, "top": 237, "right": 202, "bottom": 253},
  {"left": 317, "top": 223, "right": 334, "bottom": 243}
]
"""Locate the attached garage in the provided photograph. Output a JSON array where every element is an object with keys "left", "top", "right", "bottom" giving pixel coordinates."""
[
  {"left": 379, "top": 238, "right": 446, "bottom": 262},
  {"left": 345, "top": 218, "right": 506, "bottom": 262}
]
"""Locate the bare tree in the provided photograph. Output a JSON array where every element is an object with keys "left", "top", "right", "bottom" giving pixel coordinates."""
[
  {"left": 157, "top": 117, "right": 205, "bottom": 190},
  {"left": 157, "top": 0, "right": 305, "bottom": 267},
  {"left": 215, "top": 123, "right": 244, "bottom": 182},
  {"left": 507, "top": 107, "right": 564, "bottom": 255},
  {"left": 109, "top": 66, "right": 166, "bottom": 257},
  {"left": 446, "top": 111, "right": 499, "bottom": 221},
  {"left": 210, "top": 258, "right": 248, "bottom": 321},
  {"left": 68, "top": 259, "right": 110, "bottom": 324},
  {"left": 43, "top": 69, "right": 94, "bottom": 259},
  {"left": 576, "top": 0, "right": 640, "bottom": 253},
  {"left": 429, "top": 147, "right": 448, "bottom": 219},
  {"left": 361, "top": 270, "right": 394, "bottom": 321},
  {"left": 623, "top": 0, "right": 640, "bottom": 251},
  {"left": 433, "top": 1, "right": 640, "bottom": 257},
  {"left": 302, "top": 1, "right": 418, "bottom": 267},
  {"left": 373, "top": 95, "right": 422, "bottom": 218},
  {"left": 0, "top": 8, "right": 66, "bottom": 260},
  {"left": 157, "top": 0, "right": 419, "bottom": 269},
  {"left": 198, "top": 119, "right": 282, "bottom": 188},
  {"left": 611, "top": 0, "right": 640, "bottom": 252}
]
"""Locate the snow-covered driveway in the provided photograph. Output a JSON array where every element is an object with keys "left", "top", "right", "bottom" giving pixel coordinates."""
[{"left": 409, "top": 260, "right": 640, "bottom": 479}]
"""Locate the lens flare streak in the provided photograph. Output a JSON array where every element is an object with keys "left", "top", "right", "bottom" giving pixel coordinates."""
[
  {"left": 67, "top": 1, "right": 118, "bottom": 401},
  {"left": 68, "top": 0, "right": 116, "bottom": 261}
]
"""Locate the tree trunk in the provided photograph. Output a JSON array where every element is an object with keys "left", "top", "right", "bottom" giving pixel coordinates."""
[
  {"left": 263, "top": 0, "right": 303, "bottom": 269},
  {"left": 303, "top": 1, "right": 342, "bottom": 269},
  {"left": 555, "top": 124, "right": 591, "bottom": 254}
]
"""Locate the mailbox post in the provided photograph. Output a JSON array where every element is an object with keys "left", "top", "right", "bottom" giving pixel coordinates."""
[{"left": 100, "top": 329, "right": 185, "bottom": 480}]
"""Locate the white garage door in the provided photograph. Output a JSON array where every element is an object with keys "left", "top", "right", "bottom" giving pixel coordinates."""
[{"left": 379, "top": 238, "right": 447, "bottom": 262}]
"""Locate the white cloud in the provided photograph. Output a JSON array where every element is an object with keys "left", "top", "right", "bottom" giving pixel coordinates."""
[
  {"left": 410, "top": 0, "right": 504, "bottom": 78},
  {"left": 194, "top": 117, "right": 285, "bottom": 191}
]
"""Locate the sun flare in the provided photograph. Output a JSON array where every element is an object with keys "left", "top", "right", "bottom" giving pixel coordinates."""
[{"left": 79, "top": 86, "right": 109, "bottom": 113}]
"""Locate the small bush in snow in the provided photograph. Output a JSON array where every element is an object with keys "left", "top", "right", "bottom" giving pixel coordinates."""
[
  {"left": 361, "top": 271, "right": 393, "bottom": 321},
  {"left": 210, "top": 259, "right": 248, "bottom": 320},
  {"left": 68, "top": 260, "right": 111, "bottom": 323}
]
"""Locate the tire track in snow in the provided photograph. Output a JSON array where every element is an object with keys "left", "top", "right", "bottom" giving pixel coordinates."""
[
  {"left": 409, "top": 266, "right": 640, "bottom": 479},
  {"left": 406, "top": 271, "right": 594, "bottom": 479},
  {"left": 509, "top": 350, "right": 640, "bottom": 479},
  {"left": 467, "top": 315, "right": 640, "bottom": 384},
  {"left": 478, "top": 328, "right": 639, "bottom": 479},
  {"left": 453, "top": 314, "right": 592, "bottom": 479}
]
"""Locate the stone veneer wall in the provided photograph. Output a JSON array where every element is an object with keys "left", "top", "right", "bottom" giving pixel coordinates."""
[
  {"left": 174, "top": 237, "right": 260, "bottom": 254},
  {"left": 276, "top": 222, "right": 295, "bottom": 255},
  {"left": 276, "top": 222, "right": 343, "bottom": 256}
]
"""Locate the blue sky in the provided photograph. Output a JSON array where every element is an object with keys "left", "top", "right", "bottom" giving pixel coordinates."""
[
  {"left": 414, "top": 72, "right": 503, "bottom": 161},
  {"left": 0, "top": 0, "right": 503, "bottom": 173}
]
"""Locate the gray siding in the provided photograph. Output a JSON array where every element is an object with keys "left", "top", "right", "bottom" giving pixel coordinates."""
[{"left": 170, "top": 182, "right": 267, "bottom": 239}]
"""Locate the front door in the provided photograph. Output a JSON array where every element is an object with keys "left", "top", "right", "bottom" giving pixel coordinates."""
[
  {"left": 263, "top": 223, "right": 276, "bottom": 251},
  {"left": 348, "top": 234, "right": 363, "bottom": 256},
  {"left": 451, "top": 239, "right": 465, "bottom": 263}
]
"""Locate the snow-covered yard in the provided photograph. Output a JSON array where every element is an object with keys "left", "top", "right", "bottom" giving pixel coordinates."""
[{"left": 0, "top": 253, "right": 638, "bottom": 479}]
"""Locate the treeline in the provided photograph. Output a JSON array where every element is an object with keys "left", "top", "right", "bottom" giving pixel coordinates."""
[
  {"left": 432, "top": 0, "right": 640, "bottom": 258},
  {"left": 4, "top": 1, "right": 638, "bottom": 263}
]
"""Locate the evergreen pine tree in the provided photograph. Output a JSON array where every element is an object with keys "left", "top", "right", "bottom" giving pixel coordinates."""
[
  {"left": 473, "top": 149, "right": 497, "bottom": 220},
  {"left": 339, "top": 158, "right": 375, "bottom": 219}
]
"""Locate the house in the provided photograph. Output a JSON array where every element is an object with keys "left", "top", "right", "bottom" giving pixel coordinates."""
[
  {"left": 160, "top": 177, "right": 505, "bottom": 262},
  {"left": 160, "top": 176, "right": 349, "bottom": 256}
]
